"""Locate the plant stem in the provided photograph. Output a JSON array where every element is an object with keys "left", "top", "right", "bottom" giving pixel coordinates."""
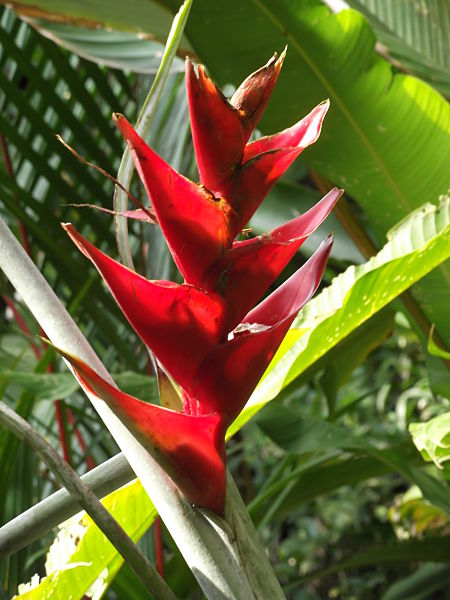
[
  {"left": 0, "top": 401, "right": 178, "bottom": 600},
  {"left": 0, "top": 453, "right": 133, "bottom": 559},
  {"left": 154, "top": 518, "right": 165, "bottom": 578}
]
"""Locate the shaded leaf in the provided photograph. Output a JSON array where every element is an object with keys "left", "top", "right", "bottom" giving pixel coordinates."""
[
  {"left": 294, "top": 536, "right": 450, "bottom": 585},
  {"left": 250, "top": 178, "right": 363, "bottom": 264},
  {"left": 0, "top": 370, "right": 79, "bottom": 401},
  {"left": 257, "top": 403, "right": 450, "bottom": 514},
  {"left": 347, "top": 0, "right": 450, "bottom": 95},
  {"left": 0, "top": 370, "right": 158, "bottom": 403},
  {"left": 382, "top": 564, "right": 450, "bottom": 600},
  {"left": 28, "top": 20, "right": 187, "bottom": 73}
]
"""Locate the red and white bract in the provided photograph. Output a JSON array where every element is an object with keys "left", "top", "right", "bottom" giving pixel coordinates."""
[{"left": 63, "top": 51, "right": 340, "bottom": 514}]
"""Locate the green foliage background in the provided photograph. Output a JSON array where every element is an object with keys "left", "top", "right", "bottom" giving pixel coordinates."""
[{"left": 0, "top": 1, "right": 449, "bottom": 599}]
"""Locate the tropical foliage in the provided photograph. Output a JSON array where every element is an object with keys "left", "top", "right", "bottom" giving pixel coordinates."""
[{"left": 0, "top": 1, "right": 449, "bottom": 598}]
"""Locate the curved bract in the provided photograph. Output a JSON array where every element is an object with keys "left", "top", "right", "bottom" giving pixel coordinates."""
[{"left": 63, "top": 51, "right": 339, "bottom": 514}]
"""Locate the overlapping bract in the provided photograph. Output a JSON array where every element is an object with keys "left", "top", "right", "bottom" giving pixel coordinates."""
[{"left": 62, "top": 52, "right": 342, "bottom": 514}]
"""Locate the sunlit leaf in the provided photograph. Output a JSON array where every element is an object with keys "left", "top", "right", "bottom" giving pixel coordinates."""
[
  {"left": 229, "top": 198, "right": 450, "bottom": 436},
  {"left": 428, "top": 325, "right": 450, "bottom": 360},
  {"left": 409, "top": 412, "right": 450, "bottom": 479},
  {"left": 14, "top": 480, "right": 157, "bottom": 600}
]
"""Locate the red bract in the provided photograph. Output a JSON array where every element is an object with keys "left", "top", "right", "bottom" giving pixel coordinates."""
[
  {"left": 188, "top": 235, "right": 334, "bottom": 423},
  {"left": 113, "top": 114, "right": 238, "bottom": 288},
  {"left": 186, "top": 52, "right": 329, "bottom": 230},
  {"left": 203, "top": 188, "right": 342, "bottom": 330},
  {"left": 63, "top": 51, "right": 340, "bottom": 514},
  {"left": 113, "top": 114, "right": 341, "bottom": 313},
  {"left": 56, "top": 347, "right": 227, "bottom": 514}
]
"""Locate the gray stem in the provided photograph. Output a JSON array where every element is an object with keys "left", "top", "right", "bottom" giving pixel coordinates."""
[
  {"left": 0, "top": 453, "right": 134, "bottom": 558},
  {"left": 0, "top": 401, "right": 177, "bottom": 600}
]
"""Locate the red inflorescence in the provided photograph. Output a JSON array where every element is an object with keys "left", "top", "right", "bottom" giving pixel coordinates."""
[{"left": 62, "top": 51, "right": 342, "bottom": 515}]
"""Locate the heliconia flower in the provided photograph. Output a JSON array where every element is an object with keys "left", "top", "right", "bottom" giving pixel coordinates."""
[
  {"left": 55, "top": 235, "right": 332, "bottom": 513},
  {"left": 53, "top": 346, "right": 227, "bottom": 514},
  {"left": 185, "top": 50, "right": 285, "bottom": 194},
  {"left": 63, "top": 221, "right": 332, "bottom": 425},
  {"left": 61, "top": 50, "right": 340, "bottom": 514}
]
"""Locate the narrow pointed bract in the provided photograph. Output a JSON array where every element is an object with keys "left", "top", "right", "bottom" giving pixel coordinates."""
[
  {"left": 185, "top": 52, "right": 285, "bottom": 197},
  {"left": 63, "top": 224, "right": 228, "bottom": 390},
  {"left": 190, "top": 235, "right": 334, "bottom": 423},
  {"left": 63, "top": 49, "right": 340, "bottom": 514},
  {"left": 230, "top": 48, "right": 286, "bottom": 135},
  {"left": 242, "top": 100, "right": 330, "bottom": 162},
  {"left": 187, "top": 52, "right": 330, "bottom": 228},
  {"left": 203, "top": 188, "right": 343, "bottom": 330},
  {"left": 224, "top": 101, "right": 330, "bottom": 230},
  {"left": 114, "top": 114, "right": 238, "bottom": 286}
]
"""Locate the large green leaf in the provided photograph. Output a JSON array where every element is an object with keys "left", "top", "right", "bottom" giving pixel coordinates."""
[
  {"left": 14, "top": 480, "right": 157, "bottom": 600},
  {"left": 28, "top": 21, "right": 188, "bottom": 73},
  {"left": 229, "top": 198, "right": 449, "bottom": 436},
  {"left": 22, "top": 0, "right": 450, "bottom": 97},
  {"left": 4, "top": 0, "right": 177, "bottom": 39}
]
